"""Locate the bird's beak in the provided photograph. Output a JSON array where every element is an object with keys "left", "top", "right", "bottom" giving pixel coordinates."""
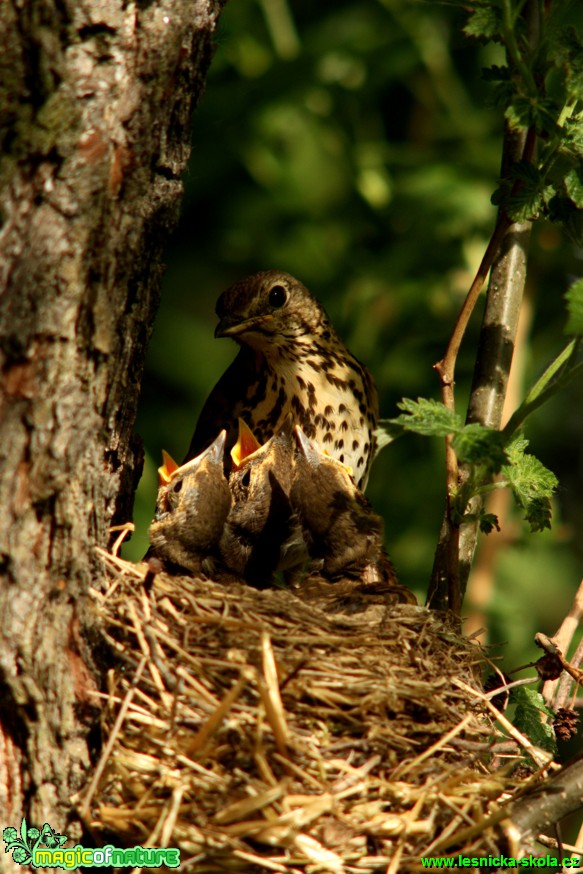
[
  {"left": 293, "top": 426, "right": 321, "bottom": 465},
  {"left": 158, "top": 450, "right": 179, "bottom": 485},
  {"left": 215, "top": 313, "right": 273, "bottom": 339},
  {"left": 173, "top": 430, "right": 226, "bottom": 480},
  {"left": 294, "top": 426, "right": 354, "bottom": 477},
  {"left": 200, "top": 429, "right": 227, "bottom": 465},
  {"left": 231, "top": 419, "right": 261, "bottom": 469}
]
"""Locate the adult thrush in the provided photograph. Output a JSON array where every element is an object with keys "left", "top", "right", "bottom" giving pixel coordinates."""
[
  {"left": 148, "top": 431, "right": 231, "bottom": 575},
  {"left": 186, "top": 270, "right": 379, "bottom": 490}
]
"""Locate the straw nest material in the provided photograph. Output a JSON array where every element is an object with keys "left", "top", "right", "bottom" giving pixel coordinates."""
[{"left": 85, "top": 552, "right": 528, "bottom": 872}]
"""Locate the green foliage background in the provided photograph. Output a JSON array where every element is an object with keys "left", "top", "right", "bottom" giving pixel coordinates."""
[{"left": 129, "top": 0, "right": 583, "bottom": 670}]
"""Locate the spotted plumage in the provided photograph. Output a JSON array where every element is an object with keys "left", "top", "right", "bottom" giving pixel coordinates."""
[{"left": 185, "top": 270, "right": 379, "bottom": 490}]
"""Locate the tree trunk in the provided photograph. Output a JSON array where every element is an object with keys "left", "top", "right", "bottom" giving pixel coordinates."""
[{"left": 0, "top": 0, "right": 223, "bottom": 842}]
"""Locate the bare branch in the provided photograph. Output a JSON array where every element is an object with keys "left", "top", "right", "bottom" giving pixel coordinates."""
[{"left": 508, "top": 757, "right": 583, "bottom": 842}]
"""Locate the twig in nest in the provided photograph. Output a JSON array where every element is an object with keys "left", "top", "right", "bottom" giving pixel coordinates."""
[{"left": 72, "top": 655, "right": 148, "bottom": 819}]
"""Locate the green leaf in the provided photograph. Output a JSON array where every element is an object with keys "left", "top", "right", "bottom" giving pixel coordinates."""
[
  {"left": 464, "top": 6, "right": 503, "bottom": 40},
  {"left": 389, "top": 398, "right": 463, "bottom": 437},
  {"left": 565, "top": 278, "right": 583, "bottom": 335},
  {"left": 506, "top": 186, "right": 547, "bottom": 222},
  {"left": 453, "top": 423, "right": 508, "bottom": 474},
  {"left": 562, "top": 116, "right": 583, "bottom": 154},
  {"left": 512, "top": 686, "right": 556, "bottom": 755},
  {"left": 503, "top": 160, "right": 555, "bottom": 221},
  {"left": 552, "top": 26, "right": 583, "bottom": 99},
  {"left": 504, "top": 339, "right": 583, "bottom": 434},
  {"left": 511, "top": 160, "right": 539, "bottom": 185},
  {"left": 506, "top": 96, "right": 559, "bottom": 136},
  {"left": 503, "top": 438, "right": 558, "bottom": 532},
  {"left": 564, "top": 165, "right": 583, "bottom": 208},
  {"left": 374, "top": 420, "right": 405, "bottom": 450}
]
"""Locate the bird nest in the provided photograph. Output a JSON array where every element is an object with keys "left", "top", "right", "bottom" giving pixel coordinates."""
[{"left": 83, "top": 552, "right": 530, "bottom": 872}]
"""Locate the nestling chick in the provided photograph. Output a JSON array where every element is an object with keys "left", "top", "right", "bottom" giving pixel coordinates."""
[
  {"left": 219, "top": 418, "right": 305, "bottom": 587},
  {"left": 148, "top": 431, "right": 231, "bottom": 575},
  {"left": 291, "top": 425, "right": 398, "bottom": 585}
]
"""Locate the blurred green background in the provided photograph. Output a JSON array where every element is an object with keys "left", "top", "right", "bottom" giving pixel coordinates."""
[{"left": 128, "top": 0, "right": 583, "bottom": 670}]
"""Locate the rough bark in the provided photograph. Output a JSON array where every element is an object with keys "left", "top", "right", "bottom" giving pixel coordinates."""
[{"left": 0, "top": 0, "right": 223, "bottom": 841}]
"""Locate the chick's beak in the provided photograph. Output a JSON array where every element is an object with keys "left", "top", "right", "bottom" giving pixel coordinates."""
[
  {"left": 231, "top": 419, "right": 261, "bottom": 469},
  {"left": 176, "top": 430, "right": 226, "bottom": 478},
  {"left": 202, "top": 429, "right": 227, "bottom": 465},
  {"left": 293, "top": 426, "right": 321, "bottom": 466}
]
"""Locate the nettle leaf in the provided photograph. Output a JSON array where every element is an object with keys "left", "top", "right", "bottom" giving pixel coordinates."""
[
  {"left": 479, "top": 512, "right": 500, "bottom": 534},
  {"left": 505, "top": 97, "right": 533, "bottom": 131},
  {"left": 512, "top": 686, "right": 556, "bottom": 755},
  {"left": 506, "top": 96, "right": 559, "bottom": 136},
  {"left": 565, "top": 278, "right": 583, "bottom": 335},
  {"left": 493, "top": 161, "right": 555, "bottom": 219},
  {"left": 564, "top": 165, "right": 583, "bottom": 209},
  {"left": 374, "top": 419, "right": 405, "bottom": 450},
  {"left": 552, "top": 26, "right": 583, "bottom": 98},
  {"left": 508, "top": 162, "right": 552, "bottom": 219},
  {"left": 453, "top": 423, "right": 508, "bottom": 474},
  {"left": 511, "top": 160, "right": 539, "bottom": 185},
  {"left": 481, "top": 64, "right": 514, "bottom": 108},
  {"left": 464, "top": 6, "right": 503, "bottom": 40},
  {"left": 503, "top": 438, "right": 558, "bottom": 532},
  {"left": 507, "top": 186, "right": 551, "bottom": 222},
  {"left": 562, "top": 116, "right": 583, "bottom": 155},
  {"left": 389, "top": 398, "right": 463, "bottom": 437}
]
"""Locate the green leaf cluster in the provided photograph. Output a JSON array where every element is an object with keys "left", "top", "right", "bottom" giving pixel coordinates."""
[
  {"left": 461, "top": 1, "right": 583, "bottom": 240},
  {"left": 386, "top": 397, "right": 558, "bottom": 532}
]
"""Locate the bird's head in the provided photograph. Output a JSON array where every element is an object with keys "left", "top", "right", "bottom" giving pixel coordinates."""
[
  {"left": 229, "top": 416, "right": 295, "bottom": 498},
  {"left": 154, "top": 430, "right": 227, "bottom": 519},
  {"left": 293, "top": 425, "right": 355, "bottom": 488},
  {"left": 214, "top": 270, "right": 331, "bottom": 350}
]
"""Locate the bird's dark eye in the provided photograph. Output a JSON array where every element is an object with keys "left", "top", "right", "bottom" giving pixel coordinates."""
[
  {"left": 268, "top": 284, "right": 287, "bottom": 308},
  {"left": 241, "top": 469, "right": 251, "bottom": 487},
  {"left": 172, "top": 480, "right": 183, "bottom": 494}
]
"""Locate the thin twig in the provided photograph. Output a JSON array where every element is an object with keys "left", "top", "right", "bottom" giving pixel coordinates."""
[
  {"left": 428, "top": 123, "right": 537, "bottom": 612},
  {"left": 542, "top": 578, "right": 583, "bottom": 707}
]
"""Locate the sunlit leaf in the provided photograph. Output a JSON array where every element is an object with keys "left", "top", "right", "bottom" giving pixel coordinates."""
[
  {"left": 503, "top": 438, "right": 558, "bottom": 532},
  {"left": 389, "top": 398, "right": 463, "bottom": 437},
  {"left": 512, "top": 686, "right": 556, "bottom": 755},
  {"left": 565, "top": 278, "right": 583, "bottom": 335}
]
